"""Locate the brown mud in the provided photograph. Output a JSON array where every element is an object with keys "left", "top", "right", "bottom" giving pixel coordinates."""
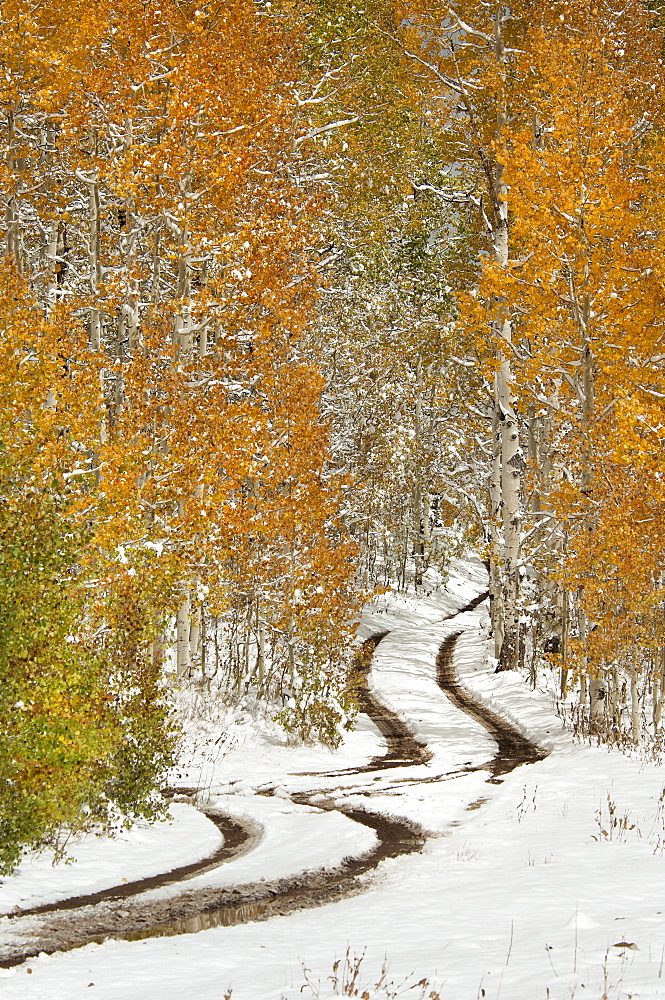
[
  {"left": 436, "top": 631, "right": 548, "bottom": 783},
  {"left": 5, "top": 810, "right": 254, "bottom": 921},
  {"left": 0, "top": 590, "right": 546, "bottom": 968},
  {"left": 296, "top": 630, "right": 433, "bottom": 781},
  {"left": 0, "top": 809, "right": 426, "bottom": 964},
  {"left": 299, "top": 589, "right": 491, "bottom": 781},
  {"left": 0, "top": 805, "right": 426, "bottom": 967}
]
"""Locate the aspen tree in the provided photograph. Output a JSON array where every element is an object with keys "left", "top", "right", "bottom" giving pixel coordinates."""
[
  {"left": 296, "top": 2, "right": 486, "bottom": 591},
  {"left": 0, "top": 0, "right": 363, "bottom": 786},
  {"left": 475, "top": 0, "right": 665, "bottom": 730},
  {"left": 0, "top": 269, "right": 180, "bottom": 873},
  {"left": 390, "top": 1, "right": 528, "bottom": 667}
]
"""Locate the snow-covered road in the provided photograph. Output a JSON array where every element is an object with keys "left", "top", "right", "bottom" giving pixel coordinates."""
[{"left": 2, "top": 558, "right": 665, "bottom": 999}]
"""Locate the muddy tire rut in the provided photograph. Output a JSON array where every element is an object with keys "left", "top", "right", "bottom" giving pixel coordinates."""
[
  {"left": 436, "top": 632, "right": 548, "bottom": 782},
  {"left": 0, "top": 592, "right": 547, "bottom": 968},
  {"left": 6, "top": 812, "right": 255, "bottom": 922}
]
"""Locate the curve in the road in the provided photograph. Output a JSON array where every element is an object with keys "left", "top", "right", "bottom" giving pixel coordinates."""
[
  {"left": 436, "top": 632, "right": 548, "bottom": 783},
  {"left": 297, "top": 630, "right": 433, "bottom": 780},
  {"left": 0, "top": 591, "right": 546, "bottom": 968},
  {"left": 4, "top": 811, "right": 255, "bottom": 921}
]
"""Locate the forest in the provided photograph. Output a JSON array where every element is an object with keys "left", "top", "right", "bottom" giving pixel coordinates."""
[{"left": 2, "top": 0, "right": 665, "bottom": 879}]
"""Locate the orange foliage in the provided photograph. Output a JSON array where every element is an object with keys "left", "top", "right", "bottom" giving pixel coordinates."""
[{"left": 0, "top": 0, "right": 361, "bottom": 743}]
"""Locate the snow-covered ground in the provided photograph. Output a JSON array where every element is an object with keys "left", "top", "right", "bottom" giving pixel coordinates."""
[
  {"left": 2, "top": 557, "right": 665, "bottom": 999},
  {"left": 0, "top": 803, "right": 223, "bottom": 916}
]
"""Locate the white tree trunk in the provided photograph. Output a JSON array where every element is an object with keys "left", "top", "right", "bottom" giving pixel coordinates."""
[
  {"left": 497, "top": 361, "right": 522, "bottom": 670},
  {"left": 488, "top": 403, "right": 505, "bottom": 660},
  {"left": 630, "top": 669, "right": 641, "bottom": 745},
  {"left": 189, "top": 603, "right": 201, "bottom": 668},
  {"left": 176, "top": 591, "right": 192, "bottom": 677},
  {"left": 198, "top": 323, "right": 208, "bottom": 358},
  {"left": 88, "top": 178, "right": 101, "bottom": 289},
  {"left": 46, "top": 219, "right": 59, "bottom": 302},
  {"left": 560, "top": 587, "right": 570, "bottom": 696},
  {"left": 4, "top": 104, "right": 22, "bottom": 272},
  {"left": 257, "top": 617, "right": 266, "bottom": 689},
  {"left": 85, "top": 176, "right": 103, "bottom": 352},
  {"left": 589, "top": 674, "right": 607, "bottom": 727},
  {"left": 490, "top": 9, "right": 522, "bottom": 671},
  {"left": 653, "top": 648, "right": 665, "bottom": 734}
]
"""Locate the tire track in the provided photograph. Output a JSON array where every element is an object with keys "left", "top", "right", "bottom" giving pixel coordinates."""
[
  {"left": 296, "top": 630, "right": 432, "bottom": 780},
  {"left": 0, "top": 632, "right": 428, "bottom": 968},
  {"left": 4, "top": 811, "right": 255, "bottom": 921},
  {"left": 436, "top": 632, "right": 547, "bottom": 783},
  {"left": 0, "top": 589, "right": 546, "bottom": 968},
  {"left": 0, "top": 809, "right": 426, "bottom": 966}
]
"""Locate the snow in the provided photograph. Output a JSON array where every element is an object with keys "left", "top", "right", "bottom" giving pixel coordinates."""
[
  {"left": 125, "top": 795, "right": 377, "bottom": 902},
  {"left": 2, "top": 556, "right": 665, "bottom": 999},
  {"left": 0, "top": 804, "right": 223, "bottom": 916}
]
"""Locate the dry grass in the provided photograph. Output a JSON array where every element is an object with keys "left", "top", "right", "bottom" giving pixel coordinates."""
[{"left": 289, "top": 949, "right": 442, "bottom": 999}]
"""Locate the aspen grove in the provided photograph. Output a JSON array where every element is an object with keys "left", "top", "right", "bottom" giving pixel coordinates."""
[{"left": 2, "top": 0, "right": 665, "bottom": 868}]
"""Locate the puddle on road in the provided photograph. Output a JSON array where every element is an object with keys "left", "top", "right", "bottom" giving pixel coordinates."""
[{"left": 121, "top": 899, "right": 274, "bottom": 940}]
